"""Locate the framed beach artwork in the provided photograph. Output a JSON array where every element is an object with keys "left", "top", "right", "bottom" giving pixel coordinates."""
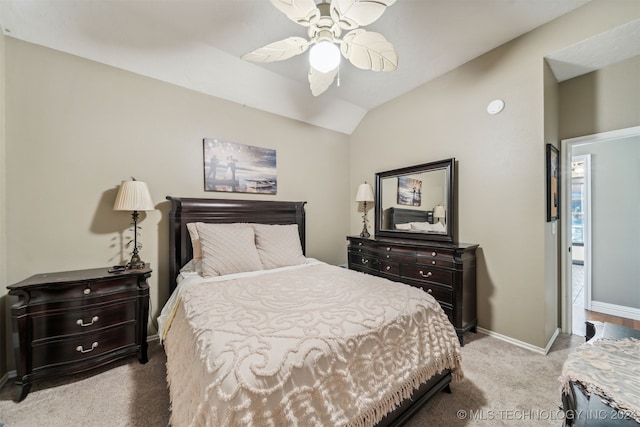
[
  {"left": 397, "top": 176, "right": 422, "bottom": 207},
  {"left": 203, "top": 138, "right": 277, "bottom": 194}
]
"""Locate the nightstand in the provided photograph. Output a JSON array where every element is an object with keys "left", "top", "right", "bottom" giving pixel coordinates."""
[{"left": 7, "top": 266, "right": 151, "bottom": 402}]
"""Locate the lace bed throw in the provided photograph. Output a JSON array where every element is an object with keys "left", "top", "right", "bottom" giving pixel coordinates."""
[
  {"left": 560, "top": 338, "right": 640, "bottom": 422},
  {"left": 164, "top": 263, "right": 462, "bottom": 427}
]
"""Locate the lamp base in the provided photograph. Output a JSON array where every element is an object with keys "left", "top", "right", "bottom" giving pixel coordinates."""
[
  {"left": 359, "top": 227, "right": 370, "bottom": 239},
  {"left": 126, "top": 253, "right": 145, "bottom": 270}
]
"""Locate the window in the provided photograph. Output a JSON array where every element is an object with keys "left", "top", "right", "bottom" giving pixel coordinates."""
[{"left": 571, "top": 160, "right": 585, "bottom": 245}]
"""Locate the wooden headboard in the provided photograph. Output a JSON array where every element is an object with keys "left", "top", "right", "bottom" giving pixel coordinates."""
[
  {"left": 384, "top": 207, "right": 433, "bottom": 229},
  {"left": 166, "top": 197, "right": 307, "bottom": 293}
]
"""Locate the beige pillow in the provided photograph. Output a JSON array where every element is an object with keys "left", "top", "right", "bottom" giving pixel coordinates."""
[
  {"left": 253, "top": 223, "right": 306, "bottom": 269},
  {"left": 186, "top": 223, "right": 202, "bottom": 261},
  {"left": 195, "top": 223, "right": 263, "bottom": 277}
]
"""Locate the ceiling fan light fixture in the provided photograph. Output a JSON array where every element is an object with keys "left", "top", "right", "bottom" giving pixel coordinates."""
[{"left": 309, "top": 41, "right": 340, "bottom": 73}]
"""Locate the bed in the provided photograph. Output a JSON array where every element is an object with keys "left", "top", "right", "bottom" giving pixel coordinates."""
[
  {"left": 384, "top": 207, "right": 445, "bottom": 233},
  {"left": 159, "top": 197, "right": 463, "bottom": 426}
]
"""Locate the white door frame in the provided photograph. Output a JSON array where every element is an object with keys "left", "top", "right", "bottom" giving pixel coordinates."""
[{"left": 560, "top": 126, "right": 640, "bottom": 333}]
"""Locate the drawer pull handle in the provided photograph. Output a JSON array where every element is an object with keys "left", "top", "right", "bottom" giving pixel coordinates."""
[
  {"left": 76, "top": 342, "right": 98, "bottom": 354},
  {"left": 427, "top": 289, "right": 433, "bottom": 294},
  {"left": 386, "top": 247, "right": 391, "bottom": 251},
  {"left": 431, "top": 251, "right": 437, "bottom": 257},
  {"left": 386, "top": 255, "right": 390, "bottom": 259},
  {"left": 419, "top": 271, "right": 433, "bottom": 278},
  {"left": 76, "top": 316, "right": 99, "bottom": 327},
  {"left": 83, "top": 288, "right": 91, "bottom": 295},
  {"left": 432, "top": 261, "right": 436, "bottom": 265},
  {"left": 361, "top": 258, "right": 368, "bottom": 264},
  {"left": 386, "top": 266, "right": 391, "bottom": 271},
  {"left": 358, "top": 242, "right": 363, "bottom": 246}
]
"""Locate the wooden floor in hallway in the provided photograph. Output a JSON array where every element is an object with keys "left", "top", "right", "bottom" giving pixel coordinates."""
[{"left": 573, "top": 306, "right": 640, "bottom": 336}]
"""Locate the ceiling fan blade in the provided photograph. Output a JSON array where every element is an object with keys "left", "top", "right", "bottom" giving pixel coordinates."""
[
  {"left": 341, "top": 29, "right": 398, "bottom": 71},
  {"left": 242, "top": 37, "right": 310, "bottom": 63},
  {"left": 308, "top": 67, "right": 338, "bottom": 96},
  {"left": 270, "top": 0, "right": 320, "bottom": 26},
  {"left": 330, "top": 0, "right": 397, "bottom": 30}
]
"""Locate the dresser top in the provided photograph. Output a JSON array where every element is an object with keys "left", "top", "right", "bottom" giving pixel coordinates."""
[
  {"left": 8, "top": 266, "right": 152, "bottom": 290},
  {"left": 347, "top": 235, "right": 478, "bottom": 251}
]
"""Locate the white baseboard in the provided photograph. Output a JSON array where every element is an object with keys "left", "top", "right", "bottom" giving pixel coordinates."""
[
  {"left": 0, "top": 371, "right": 8, "bottom": 390},
  {"left": 590, "top": 301, "right": 640, "bottom": 321},
  {"left": 476, "top": 327, "right": 560, "bottom": 355}
]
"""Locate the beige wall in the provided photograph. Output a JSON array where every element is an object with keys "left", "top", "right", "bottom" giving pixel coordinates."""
[
  {"left": 560, "top": 56, "right": 640, "bottom": 139},
  {"left": 2, "top": 39, "right": 351, "bottom": 372},
  {"left": 1, "top": 31, "right": 8, "bottom": 377},
  {"left": 349, "top": 0, "right": 640, "bottom": 349}
]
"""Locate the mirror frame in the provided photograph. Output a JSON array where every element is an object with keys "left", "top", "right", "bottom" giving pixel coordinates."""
[{"left": 374, "top": 158, "right": 456, "bottom": 243}]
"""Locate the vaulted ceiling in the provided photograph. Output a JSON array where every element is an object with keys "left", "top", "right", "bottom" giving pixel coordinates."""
[{"left": 5, "top": 0, "right": 633, "bottom": 134}]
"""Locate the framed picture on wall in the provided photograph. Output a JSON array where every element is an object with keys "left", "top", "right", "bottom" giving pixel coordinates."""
[
  {"left": 546, "top": 143, "right": 559, "bottom": 221},
  {"left": 203, "top": 138, "right": 277, "bottom": 194}
]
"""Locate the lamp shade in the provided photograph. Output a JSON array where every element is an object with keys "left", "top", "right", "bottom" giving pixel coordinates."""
[
  {"left": 355, "top": 183, "right": 374, "bottom": 203},
  {"left": 434, "top": 205, "right": 446, "bottom": 218},
  {"left": 113, "top": 179, "right": 154, "bottom": 211}
]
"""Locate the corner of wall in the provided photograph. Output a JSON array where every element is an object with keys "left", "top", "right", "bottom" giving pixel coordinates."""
[{"left": 1, "top": 29, "right": 10, "bottom": 378}]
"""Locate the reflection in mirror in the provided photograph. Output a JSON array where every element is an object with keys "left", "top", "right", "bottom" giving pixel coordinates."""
[{"left": 375, "top": 158, "right": 455, "bottom": 243}]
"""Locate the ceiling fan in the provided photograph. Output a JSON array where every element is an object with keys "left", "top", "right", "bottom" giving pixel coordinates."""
[{"left": 242, "top": 0, "right": 398, "bottom": 96}]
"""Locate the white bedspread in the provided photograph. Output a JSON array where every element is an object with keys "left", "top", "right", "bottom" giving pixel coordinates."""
[{"left": 162, "top": 261, "right": 462, "bottom": 427}]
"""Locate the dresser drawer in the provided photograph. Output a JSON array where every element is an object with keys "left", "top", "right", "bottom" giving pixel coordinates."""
[
  {"left": 378, "top": 245, "right": 416, "bottom": 262},
  {"left": 378, "top": 260, "right": 400, "bottom": 276},
  {"left": 411, "top": 282, "right": 453, "bottom": 305},
  {"left": 31, "top": 300, "right": 137, "bottom": 342},
  {"left": 349, "top": 241, "right": 377, "bottom": 256},
  {"left": 348, "top": 252, "right": 378, "bottom": 272},
  {"left": 32, "top": 323, "right": 136, "bottom": 370},
  {"left": 416, "top": 248, "right": 455, "bottom": 268},
  {"left": 400, "top": 264, "right": 454, "bottom": 287}
]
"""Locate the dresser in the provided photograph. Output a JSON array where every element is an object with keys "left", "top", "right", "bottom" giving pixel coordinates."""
[
  {"left": 7, "top": 266, "right": 151, "bottom": 402},
  {"left": 347, "top": 236, "right": 478, "bottom": 345}
]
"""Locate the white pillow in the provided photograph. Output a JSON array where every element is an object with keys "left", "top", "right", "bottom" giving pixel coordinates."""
[
  {"left": 252, "top": 223, "right": 306, "bottom": 269},
  {"left": 410, "top": 222, "right": 436, "bottom": 231},
  {"left": 195, "top": 223, "right": 263, "bottom": 277},
  {"left": 432, "top": 222, "right": 446, "bottom": 232},
  {"left": 395, "top": 223, "right": 411, "bottom": 230}
]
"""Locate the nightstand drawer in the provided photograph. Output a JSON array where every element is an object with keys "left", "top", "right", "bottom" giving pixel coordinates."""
[
  {"left": 27, "top": 276, "right": 139, "bottom": 305},
  {"left": 400, "top": 264, "right": 454, "bottom": 286},
  {"left": 31, "top": 300, "right": 137, "bottom": 342},
  {"left": 32, "top": 323, "right": 136, "bottom": 370}
]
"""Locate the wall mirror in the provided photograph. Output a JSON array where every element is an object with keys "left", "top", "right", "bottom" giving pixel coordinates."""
[{"left": 375, "top": 158, "right": 456, "bottom": 243}]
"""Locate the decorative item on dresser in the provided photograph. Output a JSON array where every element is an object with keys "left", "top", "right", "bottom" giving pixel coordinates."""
[
  {"left": 7, "top": 266, "right": 151, "bottom": 402},
  {"left": 347, "top": 236, "right": 477, "bottom": 345}
]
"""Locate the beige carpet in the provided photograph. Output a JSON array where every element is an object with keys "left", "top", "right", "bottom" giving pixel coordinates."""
[{"left": 0, "top": 332, "right": 583, "bottom": 427}]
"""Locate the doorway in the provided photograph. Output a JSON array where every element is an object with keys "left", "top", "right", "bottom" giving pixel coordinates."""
[
  {"left": 561, "top": 126, "right": 640, "bottom": 335},
  {"left": 569, "top": 154, "right": 591, "bottom": 334}
]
